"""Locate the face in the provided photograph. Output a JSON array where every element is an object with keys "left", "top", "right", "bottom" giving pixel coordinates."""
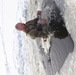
[{"left": 16, "top": 23, "right": 26, "bottom": 31}]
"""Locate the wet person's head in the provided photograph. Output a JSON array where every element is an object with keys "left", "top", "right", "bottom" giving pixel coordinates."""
[{"left": 15, "top": 23, "right": 27, "bottom": 31}]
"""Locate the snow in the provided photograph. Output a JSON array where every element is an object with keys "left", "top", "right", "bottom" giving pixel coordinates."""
[
  {"left": 0, "top": 0, "right": 76, "bottom": 75},
  {"left": 0, "top": 0, "right": 19, "bottom": 75}
]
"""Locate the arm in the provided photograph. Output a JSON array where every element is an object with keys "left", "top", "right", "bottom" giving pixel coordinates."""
[
  {"left": 26, "top": 10, "right": 42, "bottom": 25},
  {"left": 26, "top": 18, "right": 38, "bottom": 26}
]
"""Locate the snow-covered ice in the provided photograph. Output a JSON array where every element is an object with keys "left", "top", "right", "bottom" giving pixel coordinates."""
[{"left": 0, "top": 0, "right": 76, "bottom": 75}]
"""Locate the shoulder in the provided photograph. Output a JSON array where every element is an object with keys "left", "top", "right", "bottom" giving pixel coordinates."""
[{"left": 26, "top": 18, "right": 38, "bottom": 25}]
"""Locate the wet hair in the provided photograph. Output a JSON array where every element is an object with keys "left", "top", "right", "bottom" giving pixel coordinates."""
[
  {"left": 15, "top": 24, "right": 19, "bottom": 30},
  {"left": 15, "top": 23, "right": 25, "bottom": 30}
]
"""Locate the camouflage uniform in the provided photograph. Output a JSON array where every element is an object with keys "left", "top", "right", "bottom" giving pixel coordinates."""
[{"left": 25, "top": 18, "right": 48, "bottom": 39}]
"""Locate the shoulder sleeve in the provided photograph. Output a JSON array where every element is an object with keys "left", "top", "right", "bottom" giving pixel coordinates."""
[
  {"left": 26, "top": 18, "right": 39, "bottom": 26},
  {"left": 33, "top": 18, "right": 39, "bottom": 25}
]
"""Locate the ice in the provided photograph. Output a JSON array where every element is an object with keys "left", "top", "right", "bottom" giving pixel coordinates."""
[{"left": 54, "top": 0, "right": 76, "bottom": 75}]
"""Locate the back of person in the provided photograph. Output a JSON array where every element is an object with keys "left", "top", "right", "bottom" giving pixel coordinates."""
[{"left": 25, "top": 18, "right": 48, "bottom": 39}]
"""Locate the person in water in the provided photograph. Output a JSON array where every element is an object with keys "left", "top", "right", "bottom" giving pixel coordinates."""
[
  {"left": 16, "top": 11, "right": 49, "bottom": 39},
  {"left": 15, "top": 3, "right": 68, "bottom": 39}
]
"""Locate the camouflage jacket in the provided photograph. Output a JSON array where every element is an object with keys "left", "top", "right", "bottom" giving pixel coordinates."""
[{"left": 25, "top": 18, "right": 48, "bottom": 39}]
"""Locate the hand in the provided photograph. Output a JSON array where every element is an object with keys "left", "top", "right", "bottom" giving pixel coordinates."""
[
  {"left": 40, "top": 19, "right": 47, "bottom": 25},
  {"left": 37, "top": 10, "right": 42, "bottom": 15}
]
